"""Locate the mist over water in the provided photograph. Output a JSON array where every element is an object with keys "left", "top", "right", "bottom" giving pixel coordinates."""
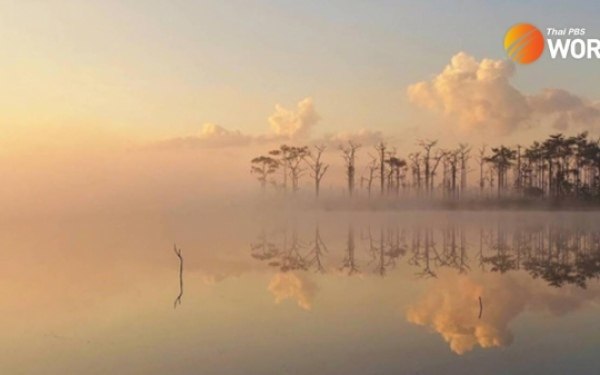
[{"left": 2, "top": 209, "right": 599, "bottom": 374}]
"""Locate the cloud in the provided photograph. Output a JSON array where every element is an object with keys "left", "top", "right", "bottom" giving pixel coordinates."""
[
  {"left": 153, "top": 122, "right": 253, "bottom": 149},
  {"left": 322, "top": 128, "right": 385, "bottom": 147},
  {"left": 268, "top": 272, "right": 318, "bottom": 310},
  {"left": 406, "top": 271, "right": 600, "bottom": 355},
  {"left": 528, "top": 89, "right": 600, "bottom": 130},
  {"left": 152, "top": 97, "right": 320, "bottom": 149},
  {"left": 408, "top": 52, "right": 600, "bottom": 134},
  {"left": 268, "top": 97, "right": 320, "bottom": 139},
  {"left": 196, "top": 123, "right": 253, "bottom": 147}
]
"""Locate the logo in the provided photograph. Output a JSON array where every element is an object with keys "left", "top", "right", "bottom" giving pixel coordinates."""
[
  {"left": 546, "top": 27, "right": 600, "bottom": 59},
  {"left": 504, "top": 23, "right": 545, "bottom": 64}
]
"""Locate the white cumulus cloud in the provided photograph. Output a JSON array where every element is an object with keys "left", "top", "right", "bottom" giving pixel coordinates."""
[
  {"left": 268, "top": 97, "right": 320, "bottom": 139},
  {"left": 408, "top": 52, "right": 600, "bottom": 134}
]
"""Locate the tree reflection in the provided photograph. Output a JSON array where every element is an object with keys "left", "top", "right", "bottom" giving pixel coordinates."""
[
  {"left": 440, "top": 224, "right": 470, "bottom": 274},
  {"left": 340, "top": 225, "right": 359, "bottom": 275},
  {"left": 517, "top": 225, "right": 600, "bottom": 288},
  {"left": 482, "top": 226, "right": 517, "bottom": 274},
  {"left": 362, "top": 226, "right": 407, "bottom": 276},
  {"left": 307, "top": 224, "right": 328, "bottom": 273},
  {"left": 251, "top": 227, "right": 308, "bottom": 272},
  {"left": 409, "top": 227, "right": 439, "bottom": 278},
  {"left": 251, "top": 219, "right": 600, "bottom": 288}
]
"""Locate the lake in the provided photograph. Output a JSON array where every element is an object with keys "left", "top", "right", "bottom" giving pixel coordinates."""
[{"left": 1, "top": 210, "right": 599, "bottom": 374}]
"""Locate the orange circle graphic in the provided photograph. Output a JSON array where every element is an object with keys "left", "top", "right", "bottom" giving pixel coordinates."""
[{"left": 504, "top": 23, "right": 544, "bottom": 64}]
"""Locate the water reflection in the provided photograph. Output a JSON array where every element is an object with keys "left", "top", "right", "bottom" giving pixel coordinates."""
[
  {"left": 340, "top": 225, "right": 359, "bottom": 275},
  {"left": 3, "top": 212, "right": 600, "bottom": 373},
  {"left": 251, "top": 227, "right": 309, "bottom": 272},
  {"left": 251, "top": 219, "right": 600, "bottom": 288},
  {"left": 250, "top": 215, "right": 600, "bottom": 355},
  {"left": 268, "top": 273, "right": 318, "bottom": 310},
  {"left": 407, "top": 270, "right": 600, "bottom": 354}
]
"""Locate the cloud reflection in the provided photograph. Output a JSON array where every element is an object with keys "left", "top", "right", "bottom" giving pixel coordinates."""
[
  {"left": 268, "top": 272, "right": 318, "bottom": 311},
  {"left": 407, "top": 272, "right": 600, "bottom": 354}
]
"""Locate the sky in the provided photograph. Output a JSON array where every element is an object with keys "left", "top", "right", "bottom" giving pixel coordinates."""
[
  {"left": 1, "top": 0, "right": 600, "bottom": 216},
  {"left": 1, "top": 1, "right": 599, "bottom": 144}
]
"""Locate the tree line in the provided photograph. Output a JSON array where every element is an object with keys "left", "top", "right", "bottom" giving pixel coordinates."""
[{"left": 251, "top": 132, "right": 600, "bottom": 202}]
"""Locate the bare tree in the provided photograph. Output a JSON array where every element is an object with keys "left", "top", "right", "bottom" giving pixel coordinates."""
[
  {"left": 429, "top": 150, "right": 446, "bottom": 194},
  {"left": 364, "top": 154, "right": 379, "bottom": 199},
  {"left": 409, "top": 152, "right": 422, "bottom": 196},
  {"left": 269, "top": 145, "right": 291, "bottom": 191},
  {"left": 250, "top": 155, "right": 279, "bottom": 191},
  {"left": 385, "top": 148, "right": 397, "bottom": 194},
  {"left": 485, "top": 146, "right": 517, "bottom": 197},
  {"left": 419, "top": 139, "right": 438, "bottom": 195},
  {"left": 286, "top": 146, "right": 310, "bottom": 193},
  {"left": 387, "top": 156, "right": 407, "bottom": 196},
  {"left": 478, "top": 145, "right": 487, "bottom": 196},
  {"left": 458, "top": 143, "right": 471, "bottom": 194},
  {"left": 375, "top": 142, "right": 387, "bottom": 195},
  {"left": 515, "top": 144, "right": 522, "bottom": 191},
  {"left": 447, "top": 150, "right": 460, "bottom": 199},
  {"left": 340, "top": 141, "right": 361, "bottom": 197},
  {"left": 306, "top": 145, "right": 329, "bottom": 198}
]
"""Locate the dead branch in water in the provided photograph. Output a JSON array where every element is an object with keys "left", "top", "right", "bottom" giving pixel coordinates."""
[
  {"left": 173, "top": 244, "right": 183, "bottom": 308},
  {"left": 478, "top": 296, "right": 483, "bottom": 319}
]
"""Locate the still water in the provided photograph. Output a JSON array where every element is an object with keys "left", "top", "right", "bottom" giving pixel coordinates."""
[{"left": 1, "top": 210, "right": 599, "bottom": 374}]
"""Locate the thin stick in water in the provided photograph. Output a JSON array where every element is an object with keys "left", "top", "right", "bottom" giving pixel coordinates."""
[{"left": 173, "top": 244, "right": 183, "bottom": 308}]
